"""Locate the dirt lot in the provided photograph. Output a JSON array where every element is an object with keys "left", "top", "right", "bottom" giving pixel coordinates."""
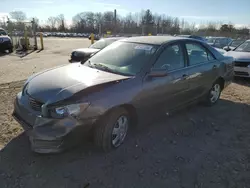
[
  {"left": 0, "top": 37, "right": 90, "bottom": 84},
  {"left": 1, "top": 39, "right": 250, "bottom": 187}
]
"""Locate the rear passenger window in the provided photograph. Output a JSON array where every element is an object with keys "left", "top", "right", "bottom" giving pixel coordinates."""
[{"left": 185, "top": 43, "right": 215, "bottom": 65}]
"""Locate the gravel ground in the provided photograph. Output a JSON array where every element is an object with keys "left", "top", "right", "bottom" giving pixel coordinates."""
[
  {"left": 0, "top": 38, "right": 90, "bottom": 84},
  {"left": 0, "top": 80, "right": 250, "bottom": 188},
  {"left": 1, "top": 38, "right": 250, "bottom": 187}
]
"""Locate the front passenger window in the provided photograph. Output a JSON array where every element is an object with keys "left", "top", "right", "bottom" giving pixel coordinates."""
[{"left": 153, "top": 44, "right": 185, "bottom": 71}]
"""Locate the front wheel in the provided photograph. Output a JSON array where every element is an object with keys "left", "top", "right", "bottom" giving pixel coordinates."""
[
  {"left": 8, "top": 47, "right": 13, "bottom": 53},
  {"left": 204, "top": 81, "right": 222, "bottom": 106},
  {"left": 94, "top": 108, "right": 130, "bottom": 152}
]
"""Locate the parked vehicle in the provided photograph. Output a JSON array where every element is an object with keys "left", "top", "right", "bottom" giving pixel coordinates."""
[
  {"left": 224, "top": 39, "right": 250, "bottom": 77},
  {"left": 223, "top": 39, "right": 245, "bottom": 51},
  {"left": 13, "top": 36, "right": 234, "bottom": 153},
  {"left": 69, "top": 37, "right": 126, "bottom": 63},
  {"left": 206, "top": 37, "right": 232, "bottom": 49},
  {"left": 177, "top": 35, "right": 226, "bottom": 55},
  {"left": 0, "top": 28, "right": 13, "bottom": 53},
  {"left": 214, "top": 47, "right": 226, "bottom": 55}
]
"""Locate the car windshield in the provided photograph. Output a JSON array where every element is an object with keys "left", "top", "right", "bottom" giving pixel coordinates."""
[
  {"left": 0, "top": 30, "right": 7, "bottom": 35},
  {"left": 89, "top": 39, "right": 115, "bottom": 50},
  {"left": 85, "top": 41, "right": 158, "bottom": 76},
  {"left": 230, "top": 40, "right": 245, "bottom": 47},
  {"left": 234, "top": 41, "right": 250, "bottom": 52}
]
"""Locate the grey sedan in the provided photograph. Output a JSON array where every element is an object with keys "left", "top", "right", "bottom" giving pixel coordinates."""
[{"left": 13, "top": 36, "right": 234, "bottom": 153}]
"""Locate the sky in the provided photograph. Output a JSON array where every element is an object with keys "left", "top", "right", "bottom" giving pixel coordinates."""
[{"left": 0, "top": 0, "right": 250, "bottom": 28}]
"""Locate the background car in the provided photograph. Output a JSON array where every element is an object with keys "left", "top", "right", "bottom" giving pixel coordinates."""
[
  {"left": 206, "top": 37, "right": 232, "bottom": 49},
  {"left": 0, "top": 28, "right": 13, "bottom": 53},
  {"left": 13, "top": 36, "right": 234, "bottom": 154},
  {"left": 69, "top": 37, "right": 126, "bottom": 63},
  {"left": 177, "top": 35, "right": 226, "bottom": 55},
  {"left": 224, "top": 39, "right": 250, "bottom": 77},
  {"left": 214, "top": 47, "right": 226, "bottom": 55},
  {"left": 223, "top": 39, "right": 245, "bottom": 51}
]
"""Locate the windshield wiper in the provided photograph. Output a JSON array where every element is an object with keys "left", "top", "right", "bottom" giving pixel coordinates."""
[
  {"left": 92, "top": 63, "right": 115, "bottom": 72},
  {"left": 87, "top": 61, "right": 133, "bottom": 76}
]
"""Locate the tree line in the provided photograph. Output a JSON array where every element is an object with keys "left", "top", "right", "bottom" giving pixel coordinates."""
[{"left": 1, "top": 9, "right": 250, "bottom": 38}]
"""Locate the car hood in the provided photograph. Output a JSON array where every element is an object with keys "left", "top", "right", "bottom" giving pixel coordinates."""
[
  {"left": 225, "top": 51, "right": 250, "bottom": 61},
  {"left": 214, "top": 47, "right": 226, "bottom": 54},
  {"left": 73, "top": 48, "right": 100, "bottom": 54},
  {"left": 26, "top": 63, "right": 131, "bottom": 104}
]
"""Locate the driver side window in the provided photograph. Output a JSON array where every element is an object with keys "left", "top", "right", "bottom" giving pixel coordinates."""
[{"left": 153, "top": 44, "right": 185, "bottom": 71}]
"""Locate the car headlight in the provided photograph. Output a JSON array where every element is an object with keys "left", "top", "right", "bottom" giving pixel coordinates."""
[
  {"left": 247, "top": 64, "right": 250, "bottom": 68},
  {"left": 50, "top": 103, "right": 90, "bottom": 118}
]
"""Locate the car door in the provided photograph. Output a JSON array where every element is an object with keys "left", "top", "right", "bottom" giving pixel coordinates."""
[
  {"left": 183, "top": 41, "right": 220, "bottom": 101},
  {"left": 138, "top": 42, "right": 190, "bottom": 119}
]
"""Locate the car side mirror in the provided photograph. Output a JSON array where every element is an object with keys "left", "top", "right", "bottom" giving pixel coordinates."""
[{"left": 148, "top": 68, "right": 168, "bottom": 77}]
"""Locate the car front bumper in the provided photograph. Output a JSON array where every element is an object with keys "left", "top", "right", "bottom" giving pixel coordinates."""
[
  {"left": 234, "top": 66, "right": 250, "bottom": 78},
  {"left": 12, "top": 92, "right": 97, "bottom": 154},
  {"left": 0, "top": 41, "right": 12, "bottom": 51}
]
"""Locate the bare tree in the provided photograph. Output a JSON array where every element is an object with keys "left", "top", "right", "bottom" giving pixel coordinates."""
[
  {"left": 57, "top": 14, "right": 65, "bottom": 31},
  {"left": 9, "top": 11, "right": 27, "bottom": 22},
  {"left": 31, "top": 8, "right": 249, "bottom": 39},
  {"left": 47, "top": 16, "right": 57, "bottom": 30}
]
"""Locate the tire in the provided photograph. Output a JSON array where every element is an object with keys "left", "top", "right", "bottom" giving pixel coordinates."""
[
  {"left": 8, "top": 48, "right": 13, "bottom": 53},
  {"left": 204, "top": 81, "right": 222, "bottom": 106},
  {"left": 94, "top": 107, "right": 130, "bottom": 152}
]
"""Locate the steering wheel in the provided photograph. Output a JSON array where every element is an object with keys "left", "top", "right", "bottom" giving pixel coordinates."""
[{"left": 161, "top": 64, "right": 170, "bottom": 69}]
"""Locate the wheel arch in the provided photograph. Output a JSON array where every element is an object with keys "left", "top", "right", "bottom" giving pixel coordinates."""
[
  {"left": 215, "top": 76, "right": 225, "bottom": 90},
  {"left": 97, "top": 104, "right": 138, "bottom": 127}
]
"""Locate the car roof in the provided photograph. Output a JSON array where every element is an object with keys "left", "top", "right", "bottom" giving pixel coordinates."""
[{"left": 119, "top": 36, "right": 193, "bottom": 45}]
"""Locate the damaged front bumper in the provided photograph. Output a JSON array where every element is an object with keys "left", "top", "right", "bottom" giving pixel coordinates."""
[{"left": 12, "top": 92, "right": 97, "bottom": 154}]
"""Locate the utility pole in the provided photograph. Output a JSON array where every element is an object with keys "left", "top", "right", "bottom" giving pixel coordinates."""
[
  {"left": 114, "top": 9, "right": 117, "bottom": 36},
  {"left": 32, "top": 18, "right": 38, "bottom": 50},
  {"left": 99, "top": 24, "right": 101, "bottom": 37}
]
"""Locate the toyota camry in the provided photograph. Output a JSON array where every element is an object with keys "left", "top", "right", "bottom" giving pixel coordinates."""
[{"left": 13, "top": 36, "right": 234, "bottom": 153}]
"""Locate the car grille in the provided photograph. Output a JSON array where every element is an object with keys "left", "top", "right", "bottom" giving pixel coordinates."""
[
  {"left": 234, "top": 61, "right": 250, "bottom": 67},
  {"left": 234, "top": 71, "right": 249, "bottom": 76},
  {"left": 29, "top": 97, "right": 43, "bottom": 111}
]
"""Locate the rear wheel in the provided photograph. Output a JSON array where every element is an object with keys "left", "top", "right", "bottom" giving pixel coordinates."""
[
  {"left": 204, "top": 81, "right": 222, "bottom": 106},
  {"left": 94, "top": 108, "right": 130, "bottom": 151}
]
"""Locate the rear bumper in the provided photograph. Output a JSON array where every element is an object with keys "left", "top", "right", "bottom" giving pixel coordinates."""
[
  {"left": 234, "top": 66, "right": 250, "bottom": 78},
  {"left": 69, "top": 54, "right": 84, "bottom": 63},
  {"left": 12, "top": 92, "right": 98, "bottom": 154}
]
